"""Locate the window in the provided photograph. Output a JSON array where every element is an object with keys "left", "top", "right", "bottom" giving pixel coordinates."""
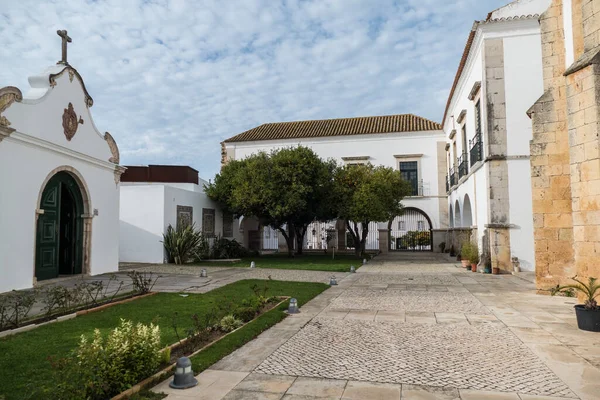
[
  {"left": 461, "top": 125, "right": 467, "bottom": 155},
  {"left": 202, "top": 208, "right": 215, "bottom": 236},
  {"left": 417, "top": 221, "right": 424, "bottom": 231},
  {"left": 399, "top": 161, "right": 419, "bottom": 196},
  {"left": 222, "top": 213, "right": 233, "bottom": 237},
  {"left": 398, "top": 221, "right": 405, "bottom": 230}
]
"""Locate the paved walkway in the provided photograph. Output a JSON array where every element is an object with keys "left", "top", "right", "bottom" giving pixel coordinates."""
[{"left": 152, "top": 253, "right": 600, "bottom": 400}]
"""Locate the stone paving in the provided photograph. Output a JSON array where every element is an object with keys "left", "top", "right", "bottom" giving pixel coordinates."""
[{"left": 153, "top": 253, "right": 600, "bottom": 400}]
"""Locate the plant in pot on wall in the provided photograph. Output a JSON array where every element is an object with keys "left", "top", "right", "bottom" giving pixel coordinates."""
[{"left": 551, "top": 276, "right": 600, "bottom": 332}]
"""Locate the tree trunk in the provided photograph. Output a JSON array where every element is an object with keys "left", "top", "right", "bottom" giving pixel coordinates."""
[
  {"left": 360, "top": 221, "right": 369, "bottom": 257},
  {"left": 294, "top": 225, "right": 308, "bottom": 255},
  {"left": 346, "top": 220, "right": 361, "bottom": 257},
  {"left": 277, "top": 226, "right": 295, "bottom": 257}
]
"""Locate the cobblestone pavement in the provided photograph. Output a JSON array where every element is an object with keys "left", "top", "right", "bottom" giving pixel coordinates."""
[
  {"left": 326, "top": 287, "right": 491, "bottom": 314},
  {"left": 155, "top": 253, "right": 600, "bottom": 400},
  {"left": 255, "top": 318, "right": 575, "bottom": 397}
]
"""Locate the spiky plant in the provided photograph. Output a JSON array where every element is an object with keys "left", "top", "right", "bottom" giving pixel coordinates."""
[
  {"left": 551, "top": 276, "right": 600, "bottom": 309},
  {"left": 161, "top": 222, "right": 203, "bottom": 264}
]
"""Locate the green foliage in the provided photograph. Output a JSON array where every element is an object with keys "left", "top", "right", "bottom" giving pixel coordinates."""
[
  {"left": 461, "top": 242, "right": 477, "bottom": 262},
  {"left": 396, "top": 230, "right": 431, "bottom": 249},
  {"left": 219, "top": 315, "right": 244, "bottom": 332},
  {"left": 335, "top": 164, "right": 411, "bottom": 255},
  {"left": 41, "top": 320, "right": 163, "bottom": 400},
  {"left": 234, "top": 306, "right": 257, "bottom": 322},
  {"left": 162, "top": 223, "right": 203, "bottom": 264},
  {"left": 551, "top": 276, "right": 600, "bottom": 309},
  {"left": 438, "top": 242, "right": 446, "bottom": 252},
  {"left": 205, "top": 146, "right": 338, "bottom": 256},
  {"left": 210, "top": 236, "right": 249, "bottom": 259}
]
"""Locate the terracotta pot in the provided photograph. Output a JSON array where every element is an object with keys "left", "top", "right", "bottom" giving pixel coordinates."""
[
  {"left": 461, "top": 260, "right": 470, "bottom": 268},
  {"left": 492, "top": 267, "right": 500, "bottom": 275},
  {"left": 471, "top": 263, "right": 477, "bottom": 272}
]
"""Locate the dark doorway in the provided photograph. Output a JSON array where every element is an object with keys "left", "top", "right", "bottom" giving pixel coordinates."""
[{"left": 35, "top": 172, "right": 84, "bottom": 281}]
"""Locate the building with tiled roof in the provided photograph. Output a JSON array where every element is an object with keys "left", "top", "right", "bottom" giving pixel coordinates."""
[{"left": 221, "top": 113, "right": 448, "bottom": 254}]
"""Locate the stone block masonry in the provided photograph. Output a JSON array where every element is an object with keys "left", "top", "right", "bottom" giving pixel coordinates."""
[{"left": 529, "top": 0, "right": 600, "bottom": 293}]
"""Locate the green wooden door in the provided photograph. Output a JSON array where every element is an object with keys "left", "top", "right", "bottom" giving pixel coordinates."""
[
  {"left": 35, "top": 172, "right": 84, "bottom": 280},
  {"left": 36, "top": 177, "right": 61, "bottom": 280}
]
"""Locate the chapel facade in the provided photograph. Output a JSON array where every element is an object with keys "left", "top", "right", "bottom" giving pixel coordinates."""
[{"left": 0, "top": 31, "right": 123, "bottom": 292}]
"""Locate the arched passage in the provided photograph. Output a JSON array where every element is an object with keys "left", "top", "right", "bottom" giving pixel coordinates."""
[
  {"left": 462, "top": 194, "right": 473, "bottom": 227},
  {"left": 454, "top": 199, "right": 462, "bottom": 228},
  {"left": 390, "top": 207, "right": 433, "bottom": 251},
  {"left": 449, "top": 204, "right": 454, "bottom": 228},
  {"left": 35, "top": 167, "right": 91, "bottom": 281}
]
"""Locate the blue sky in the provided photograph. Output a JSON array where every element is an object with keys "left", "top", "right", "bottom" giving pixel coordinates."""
[{"left": 0, "top": 0, "right": 506, "bottom": 179}]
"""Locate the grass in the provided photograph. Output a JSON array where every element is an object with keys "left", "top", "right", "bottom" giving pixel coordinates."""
[
  {"left": 0, "top": 280, "right": 328, "bottom": 400},
  {"left": 195, "top": 253, "right": 365, "bottom": 272}
]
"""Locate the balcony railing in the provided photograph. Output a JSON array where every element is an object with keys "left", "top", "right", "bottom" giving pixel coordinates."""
[
  {"left": 458, "top": 153, "right": 469, "bottom": 179},
  {"left": 449, "top": 167, "right": 458, "bottom": 187},
  {"left": 469, "top": 133, "right": 483, "bottom": 166},
  {"left": 445, "top": 176, "right": 449, "bottom": 192}
]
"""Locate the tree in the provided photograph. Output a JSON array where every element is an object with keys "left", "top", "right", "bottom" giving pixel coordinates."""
[
  {"left": 334, "top": 164, "right": 412, "bottom": 256},
  {"left": 205, "top": 146, "right": 337, "bottom": 256}
]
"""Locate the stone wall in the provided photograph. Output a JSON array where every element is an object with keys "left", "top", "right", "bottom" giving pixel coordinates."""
[{"left": 529, "top": 0, "right": 600, "bottom": 291}]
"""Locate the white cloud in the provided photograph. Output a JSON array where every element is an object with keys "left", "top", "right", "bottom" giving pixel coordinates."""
[{"left": 0, "top": 0, "right": 507, "bottom": 179}]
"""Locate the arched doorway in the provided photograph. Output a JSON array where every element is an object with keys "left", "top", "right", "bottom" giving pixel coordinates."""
[
  {"left": 390, "top": 207, "right": 433, "bottom": 251},
  {"left": 449, "top": 204, "right": 454, "bottom": 228},
  {"left": 463, "top": 194, "right": 473, "bottom": 227},
  {"left": 35, "top": 172, "right": 84, "bottom": 280},
  {"left": 454, "top": 200, "right": 462, "bottom": 228}
]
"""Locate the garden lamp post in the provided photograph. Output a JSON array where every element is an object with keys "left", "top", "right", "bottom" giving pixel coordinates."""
[
  {"left": 250, "top": 261, "right": 256, "bottom": 268},
  {"left": 329, "top": 276, "right": 338, "bottom": 286},
  {"left": 200, "top": 269, "right": 207, "bottom": 277},
  {"left": 287, "top": 298, "right": 299, "bottom": 314},
  {"left": 350, "top": 265, "right": 356, "bottom": 273},
  {"left": 170, "top": 357, "right": 198, "bottom": 389}
]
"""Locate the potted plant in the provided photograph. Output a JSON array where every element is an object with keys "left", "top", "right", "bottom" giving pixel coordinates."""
[
  {"left": 470, "top": 245, "right": 479, "bottom": 273},
  {"left": 482, "top": 252, "right": 492, "bottom": 274},
  {"left": 460, "top": 243, "right": 472, "bottom": 269},
  {"left": 551, "top": 276, "right": 600, "bottom": 332},
  {"left": 449, "top": 245, "right": 456, "bottom": 257}
]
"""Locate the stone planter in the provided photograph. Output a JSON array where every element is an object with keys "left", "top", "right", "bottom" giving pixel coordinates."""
[
  {"left": 574, "top": 305, "right": 600, "bottom": 332},
  {"left": 461, "top": 260, "right": 470, "bottom": 268}
]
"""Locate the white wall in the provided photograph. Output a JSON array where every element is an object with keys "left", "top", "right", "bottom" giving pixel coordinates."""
[
  {"left": 119, "top": 185, "right": 165, "bottom": 263},
  {"left": 0, "top": 67, "right": 120, "bottom": 292},
  {"left": 508, "top": 159, "right": 536, "bottom": 270},
  {"left": 227, "top": 130, "right": 446, "bottom": 228}
]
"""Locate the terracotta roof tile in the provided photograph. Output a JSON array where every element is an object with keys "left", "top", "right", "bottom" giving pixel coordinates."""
[{"left": 223, "top": 114, "right": 442, "bottom": 143}]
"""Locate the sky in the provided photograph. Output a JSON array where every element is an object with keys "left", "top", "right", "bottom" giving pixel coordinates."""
[{"left": 0, "top": 0, "right": 507, "bottom": 179}]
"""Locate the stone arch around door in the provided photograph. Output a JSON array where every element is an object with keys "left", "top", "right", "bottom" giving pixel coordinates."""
[
  {"left": 449, "top": 204, "right": 454, "bottom": 228},
  {"left": 34, "top": 166, "right": 92, "bottom": 282},
  {"left": 389, "top": 207, "right": 433, "bottom": 251},
  {"left": 454, "top": 199, "right": 462, "bottom": 228}
]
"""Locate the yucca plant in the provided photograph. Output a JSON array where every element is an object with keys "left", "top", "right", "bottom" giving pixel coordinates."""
[
  {"left": 552, "top": 276, "right": 599, "bottom": 310},
  {"left": 161, "top": 222, "right": 203, "bottom": 264}
]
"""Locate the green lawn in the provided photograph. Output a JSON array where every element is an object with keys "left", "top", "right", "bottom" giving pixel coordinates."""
[
  {"left": 196, "top": 253, "right": 366, "bottom": 272},
  {"left": 0, "top": 280, "right": 328, "bottom": 400}
]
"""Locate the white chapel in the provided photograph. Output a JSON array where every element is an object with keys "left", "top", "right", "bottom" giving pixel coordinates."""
[{"left": 0, "top": 31, "right": 123, "bottom": 293}]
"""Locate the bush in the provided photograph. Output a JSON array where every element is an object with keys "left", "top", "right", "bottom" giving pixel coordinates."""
[
  {"left": 210, "top": 236, "right": 249, "bottom": 259},
  {"left": 162, "top": 223, "right": 203, "bottom": 264},
  {"left": 75, "top": 319, "right": 162, "bottom": 399},
  {"left": 0, "top": 290, "right": 37, "bottom": 330},
  {"left": 234, "top": 306, "right": 257, "bottom": 322},
  {"left": 219, "top": 315, "right": 243, "bottom": 332}
]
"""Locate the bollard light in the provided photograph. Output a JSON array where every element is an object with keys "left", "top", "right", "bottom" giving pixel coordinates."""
[
  {"left": 363, "top": 258, "right": 367, "bottom": 265},
  {"left": 329, "top": 276, "right": 338, "bottom": 286},
  {"left": 169, "top": 357, "right": 198, "bottom": 389},
  {"left": 350, "top": 265, "right": 356, "bottom": 273},
  {"left": 200, "top": 269, "right": 207, "bottom": 277},
  {"left": 250, "top": 261, "right": 256, "bottom": 268},
  {"left": 287, "top": 298, "right": 299, "bottom": 314}
]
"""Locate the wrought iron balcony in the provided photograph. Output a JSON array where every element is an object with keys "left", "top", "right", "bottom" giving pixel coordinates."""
[
  {"left": 449, "top": 167, "right": 458, "bottom": 187},
  {"left": 445, "top": 175, "right": 449, "bottom": 192},
  {"left": 458, "top": 153, "right": 468, "bottom": 179},
  {"left": 469, "top": 133, "right": 483, "bottom": 166}
]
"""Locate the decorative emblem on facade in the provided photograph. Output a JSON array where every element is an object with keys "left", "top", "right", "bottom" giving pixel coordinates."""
[
  {"left": 104, "top": 132, "right": 120, "bottom": 164},
  {"left": 62, "top": 102, "right": 84, "bottom": 141},
  {"left": 0, "top": 86, "right": 23, "bottom": 136}
]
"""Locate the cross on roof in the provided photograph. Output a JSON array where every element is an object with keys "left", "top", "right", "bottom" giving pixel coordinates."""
[{"left": 56, "top": 30, "right": 72, "bottom": 65}]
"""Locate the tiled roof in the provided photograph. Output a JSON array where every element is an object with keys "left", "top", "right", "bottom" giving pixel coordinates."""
[{"left": 223, "top": 114, "right": 442, "bottom": 143}]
